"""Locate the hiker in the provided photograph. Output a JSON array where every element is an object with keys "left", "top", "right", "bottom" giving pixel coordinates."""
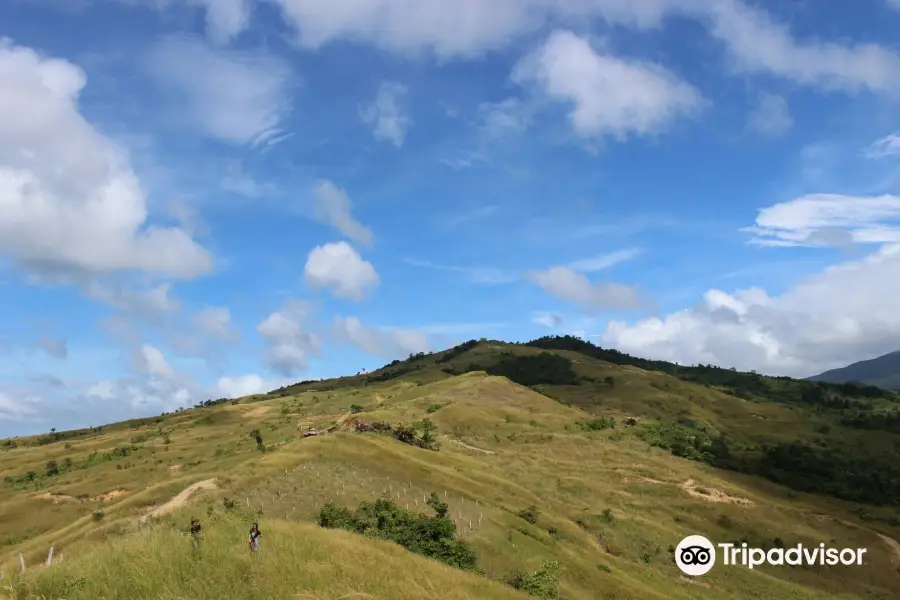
[
  {"left": 248, "top": 522, "right": 262, "bottom": 551},
  {"left": 190, "top": 518, "right": 201, "bottom": 551}
]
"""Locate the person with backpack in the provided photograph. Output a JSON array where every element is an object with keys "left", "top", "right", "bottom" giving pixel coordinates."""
[
  {"left": 190, "top": 518, "right": 201, "bottom": 551},
  {"left": 248, "top": 522, "right": 262, "bottom": 551}
]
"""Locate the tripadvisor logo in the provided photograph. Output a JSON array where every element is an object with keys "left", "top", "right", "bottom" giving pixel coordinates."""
[{"left": 675, "top": 535, "right": 868, "bottom": 576}]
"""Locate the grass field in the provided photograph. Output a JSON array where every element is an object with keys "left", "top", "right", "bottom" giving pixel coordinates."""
[{"left": 1, "top": 341, "right": 899, "bottom": 600}]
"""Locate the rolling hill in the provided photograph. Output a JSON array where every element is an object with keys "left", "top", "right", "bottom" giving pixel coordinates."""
[
  {"left": 809, "top": 350, "right": 900, "bottom": 390},
  {"left": 1, "top": 336, "right": 899, "bottom": 600}
]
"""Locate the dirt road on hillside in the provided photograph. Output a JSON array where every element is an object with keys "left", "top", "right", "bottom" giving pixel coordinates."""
[{"left": 143, "top": 479, "right": 218, "bottom": 520}]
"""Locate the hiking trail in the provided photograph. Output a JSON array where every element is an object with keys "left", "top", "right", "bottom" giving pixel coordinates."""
[{"left": 143, "top": 479, "right": 218, "bottom": 520}]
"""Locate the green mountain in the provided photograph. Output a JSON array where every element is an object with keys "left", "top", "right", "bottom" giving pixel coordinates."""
[
  {"left": 809, "top": 350, "right": 900, "bottom": 390},
  {"left": 3, "top": 335, "right": 900, "bottom": 600}
]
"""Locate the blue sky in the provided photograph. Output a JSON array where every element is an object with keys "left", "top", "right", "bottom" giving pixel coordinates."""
[{"left": 2, "top": 0, "right": 900, "bottom": 436}]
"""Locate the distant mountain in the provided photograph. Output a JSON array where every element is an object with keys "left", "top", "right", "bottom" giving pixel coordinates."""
[{"left": 809, "top": 350, "right": 900, "bottom": 390}]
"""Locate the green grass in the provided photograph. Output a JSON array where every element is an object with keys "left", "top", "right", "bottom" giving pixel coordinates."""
[{"left": 1, "top": 342, "right": 900, "bottom": 600}]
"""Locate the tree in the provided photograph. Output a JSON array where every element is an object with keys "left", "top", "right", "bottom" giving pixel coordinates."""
[{"left": 249, "top": 429, "right": 264, "bottom": 450}]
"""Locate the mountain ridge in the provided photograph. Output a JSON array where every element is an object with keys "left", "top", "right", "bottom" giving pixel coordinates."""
[{"left": 808, "top": 350, "right": 900, "bottom": 390}]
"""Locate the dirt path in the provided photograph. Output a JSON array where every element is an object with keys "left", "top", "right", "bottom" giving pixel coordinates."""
[
  {"left": 143, "top": 479, "right": 218, "bottom": 520},
  {"left": 448, "top": 438, "right": 495, "bottom": 454},
  {"left": 876, "top": 533, "right": 900, "bottom": 567},
  {"left": 679, "top": 479, "right": 754, "bottom": 507}
]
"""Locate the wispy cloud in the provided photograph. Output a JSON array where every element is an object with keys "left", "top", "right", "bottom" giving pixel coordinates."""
[
  {"left": 402, "top": 258, "right": 518, "bottom": 284},
  {"left": 566, "top": 248, "right": 642, "bottom": 272}
]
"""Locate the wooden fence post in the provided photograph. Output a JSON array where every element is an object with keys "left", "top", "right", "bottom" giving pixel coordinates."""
[
  {"left": 19, "top": 552, "right": 25, "bottom": 574},
  {"left": 46, "top": 546, "right": 54, "bottom": 567}
]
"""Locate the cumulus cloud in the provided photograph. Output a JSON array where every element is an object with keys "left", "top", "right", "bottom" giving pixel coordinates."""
[
  {"left": 0, "top": 40, "right": 212, "bottom": 280},
  {"left": 602, "top": 243, "right": 900, "bottom": 377},
  {"left": 189, "top": 0, "right": 253, "bottom": 44},
  {"left": 533, "top": 312, "right": 563, "bottom": 328},
  {"left": 527, "top": 267, "right": 644, "bottom": 312},
  {"left": 332, "top": 315, "right": 431, "bottom": 358},
  {"left": 704, "top": 0, "right": 900, "bottom": 95},
  {"left": 360, "top": 82, "right": 410, "bottom": 147},
  {"left": 256, "top": 299, "right": 321, "bottom": 375},
  {"left": 145, "top": 35, "right": 293, "bottom": 146},
  {"left": 744, "top": 194, "right": 900, "bottom": 248},
  {"left": 216, "top": 374, "right": 265, "bottom": 398},
  {"left": 313, "top": 181, "right": 374, "bottom": 247},
  {"left": 304, "top": 242, "right": 379, "bottom": 300},
  {"left": 512, "top": 30, "right": 703, "bottom": 139},
  {"left": 36, "top": 338, "right": 68, "bottom": 359},
  {"left": 865, "top": 132, "right": 900, "bottom": 160},
  {"left": 0, "top": 392, "right": 43, "bottom": 422},
  {"left": 747, "top": 92, "right": 792, "bottom": 137},
  {"left": 110, "top": 1, "right": 900, "bottom": 97},
  {"left": 193, "top": 306, "right": 235, "bottom": 341},
  {"left": 138, "top": 344, "right": 176, "bottom": 380}
]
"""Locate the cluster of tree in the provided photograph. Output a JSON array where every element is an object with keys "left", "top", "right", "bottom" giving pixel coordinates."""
[
  {"left": 524, "top": 335, "right": 895, "bottom": 404},
  {"left": 318, "top": 494, "right": 478, "bottom": 571},
  {"left": 193, "top": 397, "right": 234, "bottom": 408},
  {"left": 435, "top": 339, "right": 480, "bottom": 364},
  {"left": 443, "top": 352, "right": 580, "bottom": 388},
  {"left": 365, "top": 365, "right": 415, "bottom": 383},
  {"left": 634, "top": 419, "right": 900, "bottom": 506},
  {"left": 840, "top": 410, "right": 900, "bottom": 434}
]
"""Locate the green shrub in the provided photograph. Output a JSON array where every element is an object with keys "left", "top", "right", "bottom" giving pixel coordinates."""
[
  {"left": 318, "top": 494, "right": 477, "bottom": 571},
  {"left": 503, "top": 560, "right": 563, "bottom": 599}
]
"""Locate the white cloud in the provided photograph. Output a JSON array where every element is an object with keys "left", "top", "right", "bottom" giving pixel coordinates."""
[
  {"left": 86, "top": 380, "right": 115, "bottom": 401},
  {"left": 602, "top": 243, "right": 900, "bottom": 377},
  {"left": 138, "top": 344, "right": 175, "bottom": 380},
  {"left": 189, "top": 0, "right": 253, "bottom": 44},
  {"left": 256, "top": 299, "right": 321, "bottom": 375},
  {"left": 744, "top": 194, "right": 900, "bottom": 248},
  {"left": 360, "top": 82, "right": 410, "bottom": 147},
  {"left": 402, "top": 257, "right": 517, "bottom": 285},
  {"left": 216, "top": 374, "right": 264, "bottom": 398},
  {"left": 0, "top": 40, "right": 212, "bottom": 279},
  {"left": 533, "top": 312, "right": 563, "bottom": 328},
  {"left": 865, "top": 132, "right": 900, "bottom": 160},
  {"left": 273, "top": 0, "right": 551, "bottom": 57},
  {"left": 313, "top": 180, "right": 374, "bottom": 247},
  {"left": 85, "top": 281, "right": 180, "bottom": 315},
  {"left": 705, "top": 0, "right": 900, "bottom": 95},
  {"left": 145, "top": 35, "right": 293, "bottom": 146},
  {"left": 0, "top": 392, "right": 42, "bottom": 422},
  {"left": 333, "top": 315, "right": 431, "bottom": 358},
  {"left": 304, "top": 241, "right": 379, "bottom": 300},
  {"left": 477, "top": 98, "right": 532, "bottom": 139},
  {"left": 36, "top": 338, "right": 67, "bottom": 359},
  {"left": 747, "top": 92, "right": 792, "bottom": 137},
  {"left": 511, "top": 30, "right": 703, "bottom": 139},
  {"left": 527, "top": 267, "right": 644, "bottom": 312},
  {"left": 269, "top": 0, "right": 900, "bottom": 97},
  {"left": 193, "top": 306, "right": 234, "bottom": 341},
  {"left": 567, "top": 248, "right": 642, "bottom": 272}
]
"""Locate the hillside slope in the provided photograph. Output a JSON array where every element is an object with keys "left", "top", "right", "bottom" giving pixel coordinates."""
[
  {"left": 809, "top": 350, "right": 900, "bottom": 390},
  {"left": 1, "top": 343, "right": 900, "bottom": 599}
]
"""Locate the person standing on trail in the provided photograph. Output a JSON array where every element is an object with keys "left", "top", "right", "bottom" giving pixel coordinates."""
[
  {"left": 190, "top": 518, "right": 201, "bottom": 551},
  {"left": 249, "top": 522, "right": 262, "bottom": 551}
]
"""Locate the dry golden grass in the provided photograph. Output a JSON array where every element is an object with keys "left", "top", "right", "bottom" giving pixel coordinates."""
[{"left": 1, "top": 372, "right": 898, "bottom": 599}]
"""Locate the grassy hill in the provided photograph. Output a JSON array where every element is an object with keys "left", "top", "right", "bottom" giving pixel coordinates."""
[
  {"left": 809, "top": 350, "right": 900, "bottom": 390},
  {"left": 1, "top": 337, "right": 900, "bottom": 600}
]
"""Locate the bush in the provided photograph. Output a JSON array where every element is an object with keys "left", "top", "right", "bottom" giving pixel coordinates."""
[
  {"left": 517, "top": 506, "right": 540, "bottom": 525},
  {"left": 318, "top": 495, "right": 478, "bottom": 571},
  {"left": 581, "top": 417, "right": 616, "bottom": 431},
  {"left": 503, "top": 560, "right": 563, "bottom": 599}
]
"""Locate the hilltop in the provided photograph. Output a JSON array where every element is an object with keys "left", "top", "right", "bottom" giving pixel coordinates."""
[
  {"left": 809, "top": 350, "right": 900, "bottom": 390},
  {"left": 1, "top": 337, "right": 899, "bottom": 600}
]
